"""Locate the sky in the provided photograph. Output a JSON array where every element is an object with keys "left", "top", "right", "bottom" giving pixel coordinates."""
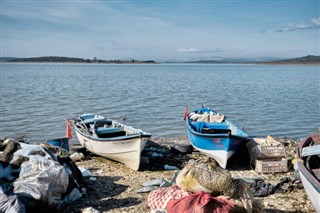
[{"left": 1, "top": 0, "right": 320, "bottom": 61}]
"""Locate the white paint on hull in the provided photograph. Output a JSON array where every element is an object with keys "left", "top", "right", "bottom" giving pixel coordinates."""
[
  {"left": 190, "top": 145, "right": 234, "bottom": 168},
  {"left": 76, "top": 131, "right": 148, "bottom": 170},
  {"left": 298, "top": 170, "right": 320, "bottom": 212}
]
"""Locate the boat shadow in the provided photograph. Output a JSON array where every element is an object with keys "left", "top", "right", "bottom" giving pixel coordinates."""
[
  {"left": 140, "top": 140, "right": 193, "bottom": 171},
  {"left": 60, "top": 175, "right": 141, "bottom": 212},
  {"left": 227, "top": 140, "right": 252, "bottom": 170},
  {"left": 140, "top": 139, "right": 251, "bottom": 171}
]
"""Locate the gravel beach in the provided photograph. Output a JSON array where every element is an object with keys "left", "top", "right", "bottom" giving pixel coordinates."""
[{"left": 60, "top": 137, "right": 316, "bottom": 213}]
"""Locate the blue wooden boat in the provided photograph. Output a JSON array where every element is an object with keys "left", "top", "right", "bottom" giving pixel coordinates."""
[{"left": 186, "top": 106, "right": 249, "bottom": 168}]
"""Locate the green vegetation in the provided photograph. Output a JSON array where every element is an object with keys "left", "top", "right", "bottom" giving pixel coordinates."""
[{"left": 4, "top": 56, "right": 156, "bottom": 64}]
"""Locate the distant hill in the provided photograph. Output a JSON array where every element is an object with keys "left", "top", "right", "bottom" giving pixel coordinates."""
[
  {"left": 181, "top": 57, "right": 264, "bottom": 64},
  {"left": 261, "top": 55, "right": 320, "bottom": 65},
  {"left": 0, "top": 57, "right": 18, "bottom": 61},
  {"left": 6, "top": 56, "right": 91, "bottom": 63},
  {"left": 179, "top": 55, "right": 320, "bottom": 64},
  {"left": 2, "top": 56, "right": 156, "bottom": 64}
]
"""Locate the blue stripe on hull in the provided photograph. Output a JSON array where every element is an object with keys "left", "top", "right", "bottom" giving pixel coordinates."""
[{"left": 187, "top": 130, "right": 243, "bottom": 152}]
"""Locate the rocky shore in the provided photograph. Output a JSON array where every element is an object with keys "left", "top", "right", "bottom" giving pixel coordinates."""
[{"left": 59, "top": 137, "right": 315, "bottom": 213}]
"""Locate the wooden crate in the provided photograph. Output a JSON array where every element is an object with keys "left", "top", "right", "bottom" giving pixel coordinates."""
[
  {"left": 254, "top": 158, "right": 288, "bottom": 174},
  {"left": 246, "top": 137, "right": 286, "bottom": 159}
]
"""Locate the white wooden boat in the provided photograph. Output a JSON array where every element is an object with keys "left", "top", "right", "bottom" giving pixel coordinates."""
[
  {"left": 71, "top": 114, "right": 151, "bottom": 170},
  {"left": 297, "top": 132, "right": 320, "bottom": 212}
]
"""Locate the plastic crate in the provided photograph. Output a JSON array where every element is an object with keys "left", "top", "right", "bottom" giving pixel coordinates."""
[
  {"left": 254, "top": 158, "right": 288, "bottom": 173},
  {"left": 246, "top": 137, "right": 285, "bottom": 159}
]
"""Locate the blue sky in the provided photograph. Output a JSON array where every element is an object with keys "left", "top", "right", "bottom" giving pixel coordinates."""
[{"left": 1, "top": 0, "right": 319, "bottom": 61}]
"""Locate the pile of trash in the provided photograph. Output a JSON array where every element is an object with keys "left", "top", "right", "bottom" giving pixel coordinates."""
[
  {"left": 0, "top": 138, "right": 84, "bottom": 212},
  {"left": 145, "top": 157, "right": 264, "bottom": 213}
]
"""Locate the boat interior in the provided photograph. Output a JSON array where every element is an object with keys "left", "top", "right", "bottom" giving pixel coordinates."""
[
  {"left": 187, "top": 108, "right": 249, "bottom": 137},
  {"left": 302, "top": 135, "right": 320, "bottom": 181},
  {"left": 76, "top": 115, "right": 127, "bottom": 138},
  {"left": 189, "top": 121, "right": 232, "bottom": 134},
  {"left": 74, "top": 114, "right": 148, "bottom": 139},
  {"left": 94, "top": 119, "right": 127, "bottom": 138}
]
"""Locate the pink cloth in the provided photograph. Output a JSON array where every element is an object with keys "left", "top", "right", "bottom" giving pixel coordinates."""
[
  {"left": 148, "top": 185, "right": 190, "bottom": 210},
  {"left": 166, "top": 191, "right": 236, "bottom": 213}
]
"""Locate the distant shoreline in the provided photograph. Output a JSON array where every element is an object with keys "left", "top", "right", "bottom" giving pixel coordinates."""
[
  {"left": 1, "top": 55, "right": 319, "bottom": 65},
  {"left": 1, "top": 61, "right": 159, "bottom": 64},
  {"left": 257, "top": 62, "right": 320, "bottom": 66},
  {"left": 1, "top": 56, "right": 157, "bottom": 64},
  {"left": 2, "top": 61, "right": 320, "bottom": 65}
]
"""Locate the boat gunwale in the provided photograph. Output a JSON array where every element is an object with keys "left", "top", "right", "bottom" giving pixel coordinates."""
[{"left": 297, "top": 161, "right": 320, "bottom": 193}]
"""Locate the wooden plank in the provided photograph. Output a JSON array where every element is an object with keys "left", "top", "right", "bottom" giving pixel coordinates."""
[{"left": 302, "top": 144, "right": 320, "bottom": 157}]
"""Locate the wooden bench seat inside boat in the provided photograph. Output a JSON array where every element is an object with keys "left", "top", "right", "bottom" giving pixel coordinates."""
[
  {"left": 190, "top": 122, "right": 231, "bottom": 134},
  {"left": 94, "top": 119, "right": 112, "bottom": 127},
  {"left": 97, "top": 131, "right": 127, "bottom": 138},
  {"left": 202, "top": 123, "right": 231, "bottom": 134},
  {"left": 80, "top": 114, "right": 105, "bottom": 125},
  {"left": 201, "top": 128, "right": 231, "bottom": 134},
  {"left": 205, "top": 123, "right": 229, "bottom": 129},
  {"left": 96, "top": 127, "right": 124, "bottom": 135},
  {"left": 95, "top": 127, "right": 127, "bottom": 138}
]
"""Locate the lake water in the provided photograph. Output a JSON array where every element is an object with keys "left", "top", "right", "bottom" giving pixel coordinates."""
[{"left": 0, "top": 63, "right": 319, "bottom": 143}]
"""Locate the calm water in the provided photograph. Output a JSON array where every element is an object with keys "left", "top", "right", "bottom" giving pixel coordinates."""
[{"left": 0, "top": 63, "right": 319, "bottom": 143}]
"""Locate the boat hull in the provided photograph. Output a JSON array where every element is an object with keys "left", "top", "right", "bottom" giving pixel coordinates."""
[
  {"left": 186, "top": 107, "right": 248, "bottom": 168},
  {"left": 187, "top": 127, "right": 242, "bottom": 168},
  {"left": 298, "top": 167, "right": 320, "bottom": 212},
  {"left": 75, "top": 127, "right": 150, "bottom": 170},
  {"left": 297, "top": 133, "right": 320, "bottom": 212}
]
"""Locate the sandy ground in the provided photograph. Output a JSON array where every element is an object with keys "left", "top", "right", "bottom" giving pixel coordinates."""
[{"left": 60, "top": 137, "right": 316, "bottom": 213}]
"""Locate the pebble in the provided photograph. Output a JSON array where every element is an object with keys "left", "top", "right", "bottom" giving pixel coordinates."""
[
  {"left": 70, "top": 152, "right": 85, "bottom": 162},
  {"left": 81, "top": 207, "right": 101, "bottom": 213},
  {"left": 81, "top": 187, "right": 87, "bottom": 194},
  {"left": 89, "top": 177, "right": 96, "bottom": 181},
  {"left": 164, "top": 164, "right": 179, "bottom": 170}
]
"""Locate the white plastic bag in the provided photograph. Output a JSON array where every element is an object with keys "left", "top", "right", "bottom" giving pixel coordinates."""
[
  {"left": 11, "top": 143, "right": 53, "bottom": 163},
  {"left": 0, "top": 185, "right": 25, "bottom": 213},
  {"left": 13, "top": 155, "right": 69, "bottom": 206}
]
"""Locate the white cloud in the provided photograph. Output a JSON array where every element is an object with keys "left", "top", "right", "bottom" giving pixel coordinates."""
[
  {"left": 176, "top": 47, "right": 223, "bottom": 54},
  {"left": 310, "top": 17, "right": 320, "bottom": 26},
  {"left": 2, "top": 2, "right": 85, "bottom": 23},
  {"left": 176, "top": 47, "right": 198, "bottom": 53},
  {"left": 275, "top": 17, "right": 320, "bottom": 32}
]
